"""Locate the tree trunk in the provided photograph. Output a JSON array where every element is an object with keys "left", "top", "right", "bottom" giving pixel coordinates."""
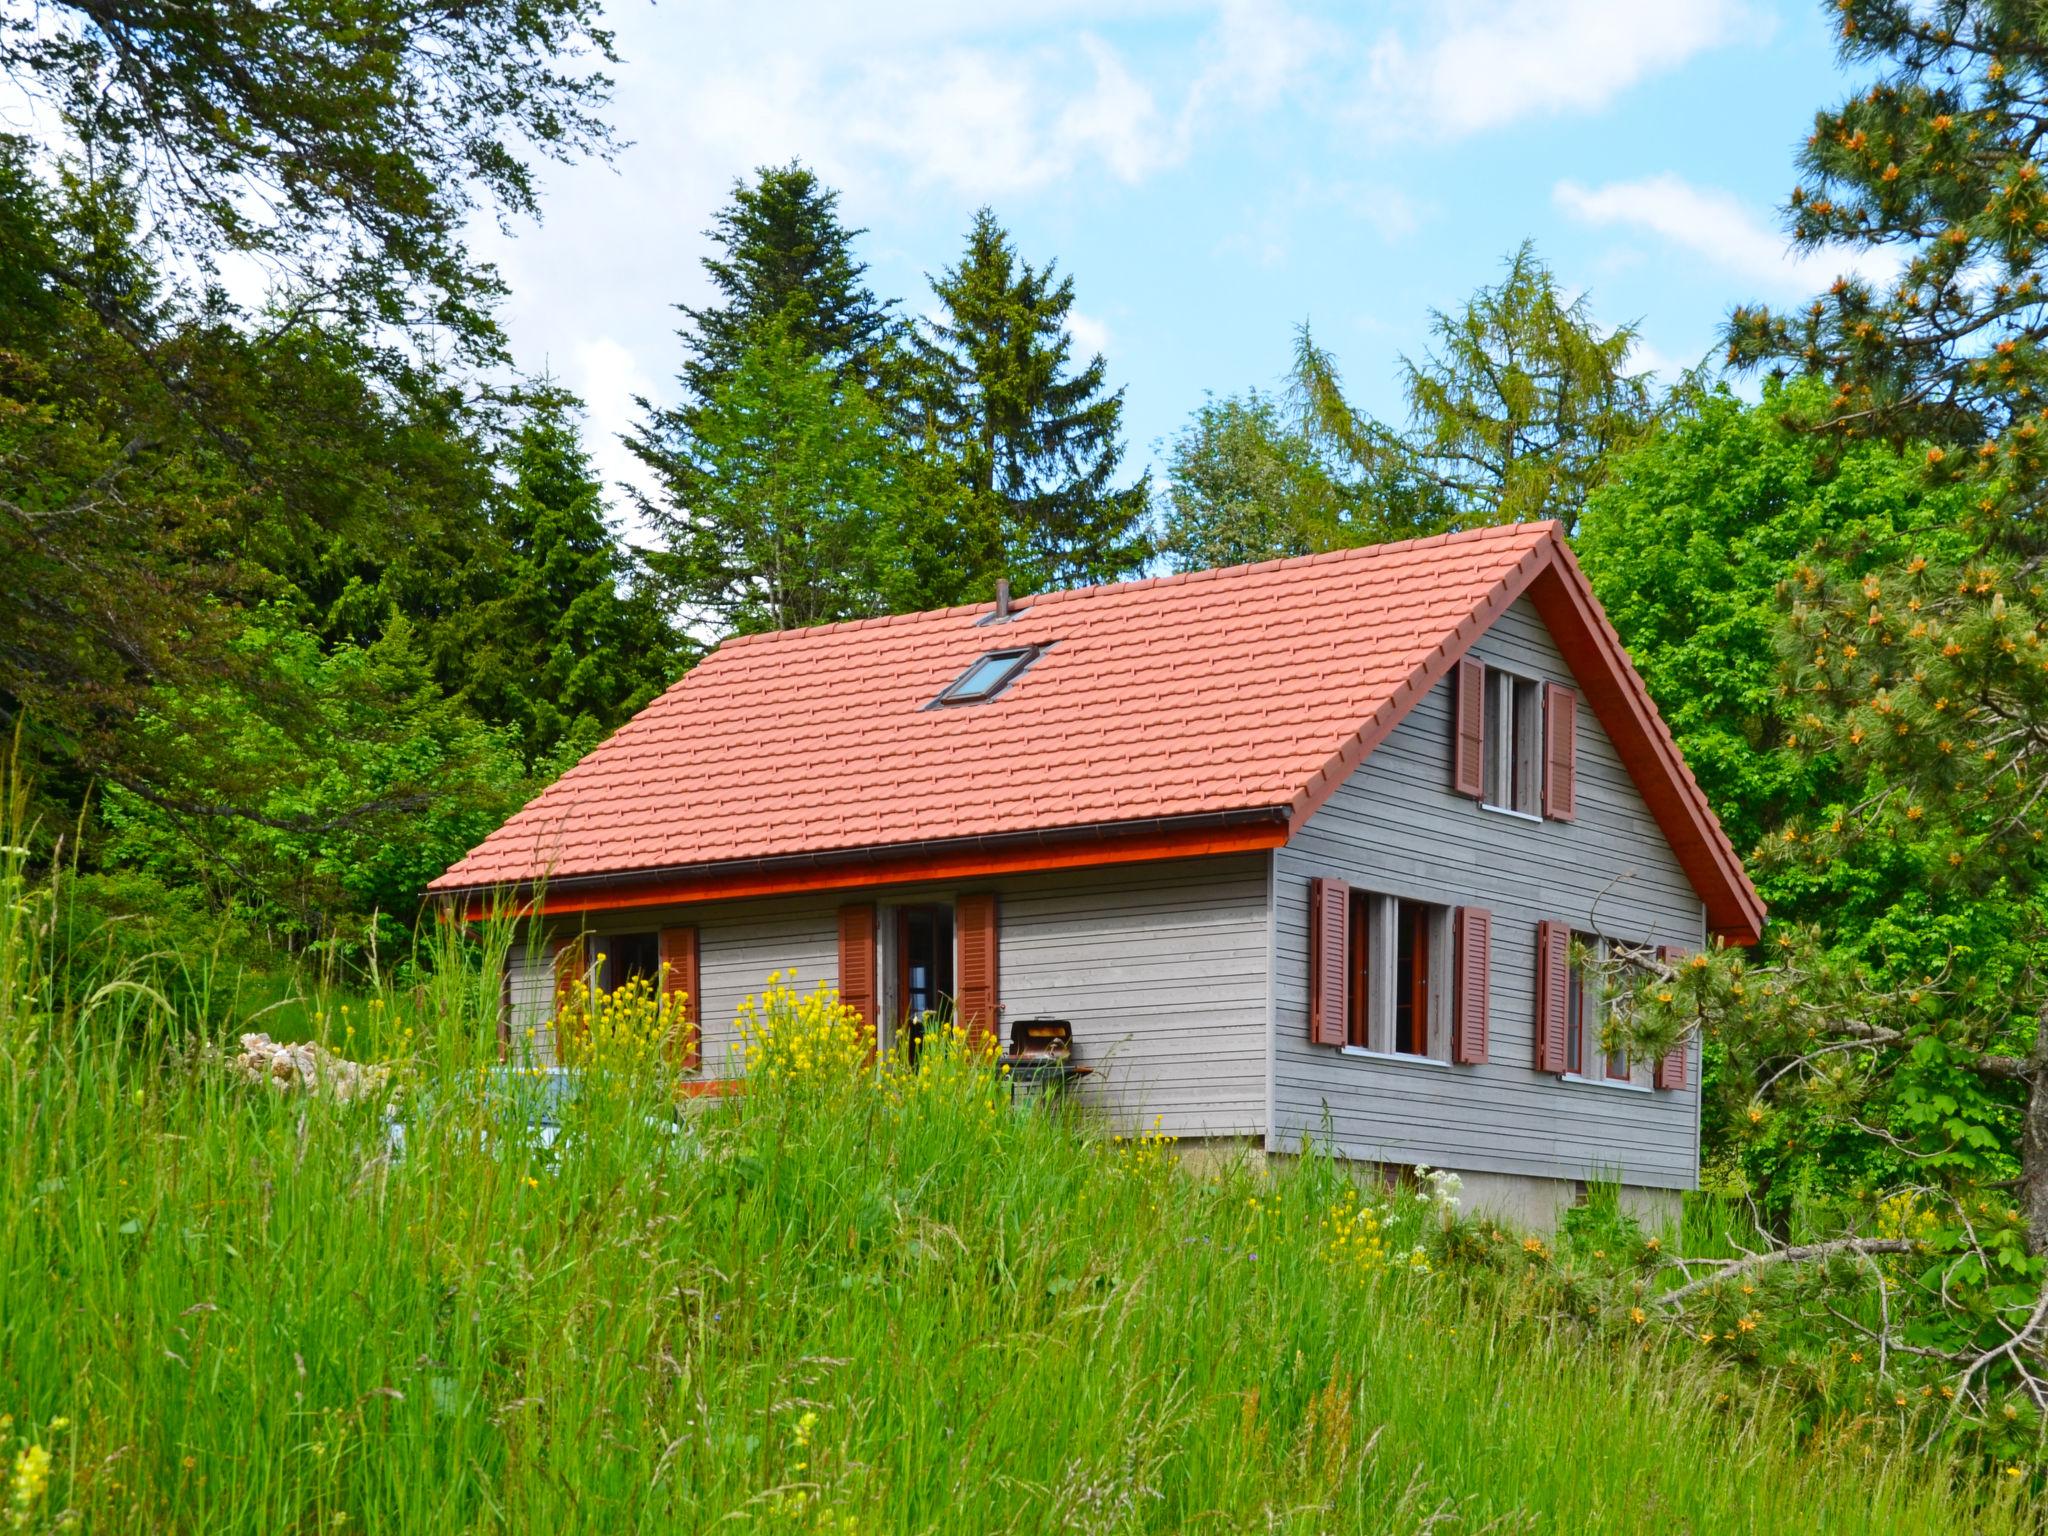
[{"left": 2026, "top": 1005, "right": 2048, "bottom": 1258}]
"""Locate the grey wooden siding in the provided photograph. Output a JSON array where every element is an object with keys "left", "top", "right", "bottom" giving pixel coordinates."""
[
  {"left": 507, "top": 854, "right": 1270, "bottom": 1139},
  {"left": 505, "top": 893, "right": 839, "bottom": 1071},
  {"left": 1272, "top": 596, "right": 1707, "bottom": 1190}
]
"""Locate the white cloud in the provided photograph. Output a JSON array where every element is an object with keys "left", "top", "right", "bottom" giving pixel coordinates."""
[
  {"left": 568, "top": 336, "right": 665, "bottom": 538},
  {"left": 1553, "top": 173, "right": 1898, "bottom": 298},
  {"left": 1066, "top": 309, "right": 1114, "bottom": 359},
  {"left": 634, "top": 1, "right": 1326, "bottom": 203},
  {"left": 1360, "top": 0, "right": 1762, "bottom": 139}
]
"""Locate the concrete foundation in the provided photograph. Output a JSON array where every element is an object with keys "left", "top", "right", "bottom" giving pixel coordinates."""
[{"left": 1185, "top": 1142, "right": 1686, "bottom": 1237}]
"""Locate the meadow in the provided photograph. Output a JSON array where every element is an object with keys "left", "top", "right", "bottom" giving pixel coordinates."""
[{"left": 0, "top": 852, "right": 2032, "bottom": 1533}]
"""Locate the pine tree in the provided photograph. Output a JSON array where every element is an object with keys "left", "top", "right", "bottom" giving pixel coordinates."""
[
  {"left": 481, "top": 384, "right": 679, "bottom": 766},
  {"left": 1708, "top": 1, "right": 2048, "bottom": 1265},
  {"left": 916, "top": 208, "right": 1149, "bottom": 593}
]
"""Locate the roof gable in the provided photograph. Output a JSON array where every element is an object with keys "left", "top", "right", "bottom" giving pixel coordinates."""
[{"left": 430, "top": 522, "right": 1763, "bottom": 942}]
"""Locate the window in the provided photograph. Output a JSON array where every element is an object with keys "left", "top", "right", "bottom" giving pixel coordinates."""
[
  {"left": 596, "top": 931, "right": 661, "bottom": 994},
  {"left": 1345, "top": 891, "right": 1451, "bottom": 1059},
  {"left": 934, "top": 647, "right": 1040, "bottom": 705},
  {"left": 894, "top": 903, "right": 955, "bottom": 1062},
  {"left": 1483, "top": 670, "right": 1545, "bottom": 816},
  {"left": 1564, "top": 932, "right": 1650, "bottom": 1087}
]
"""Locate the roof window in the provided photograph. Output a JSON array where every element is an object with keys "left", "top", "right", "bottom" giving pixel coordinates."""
[{"left": 933, "top": 647, "right": 1041, "bottom": 706}]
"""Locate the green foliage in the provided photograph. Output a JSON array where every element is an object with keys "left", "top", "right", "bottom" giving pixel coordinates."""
[
  {"left": 1580, "top": 379, "right": 2048, "bottom": 1229},
  {"left": 1578, "top": 377, "right": 1978, "bottom": 880},
  {"left": 916, "top": 207, "right": 1151, "bottom": 592},
  {"left": 3, "top": 0, "right": 617, "bottom": 367},
  {"left": 650, "top": 319, "right": 938, "bottom": 635},
  {"left": 469, "top": 384, "right": 678, "bottom": 766},
  {"left": 1155, "top": 390, "right": 1358, "bottom": 571},
  {"left": 0, "top": 869, "right": 2024, "bottom": 1530},
  {"left": 95, "top": 612, "right": 527, "bottom": 954},
  {"left": 1293, "top": 242, "right": 1653, "bottom": 536},
  {"left": 1609, "top": 941, "right": 2045, "bottom": 1442}
]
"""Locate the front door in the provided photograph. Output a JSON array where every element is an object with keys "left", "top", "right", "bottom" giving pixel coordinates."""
[{"left": 896, "top": 904, "right": 955, "bottom": 1061}]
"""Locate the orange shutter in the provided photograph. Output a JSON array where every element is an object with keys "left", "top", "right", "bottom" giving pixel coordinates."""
[
  {"left": 1453, "top": 658, "right": 1487, "bottom": 799},
  {"left": 1543, "top": 682, "right": 1577, "bottom": 821},
  {"left": 498, "top": 958, "right": 513, "bottom": 1062},
  {"left": 955, "top": 893, "right": 1001, "bottom": 1047},
  {"left": 551, "top": 934, "right": 588, "bottom": 1054},
  {"left": 1308, "top": 877, "right": 1350, "bottom": 1047},
  {"left": 1453, "top": 906, "right": 1491, "bottom": 1065},
  {"left": 837, "top": 904, "right": 877, "bottom": 1043},
  {"left": 1532, "top": 920, "right": 1569, "bottom": 1074},
  {"left": 1654, "top": 944, "right": 1688, "bottom": 1090},
  {"left": 661, "top": 926, "right": 701, "bottom": 1071}
]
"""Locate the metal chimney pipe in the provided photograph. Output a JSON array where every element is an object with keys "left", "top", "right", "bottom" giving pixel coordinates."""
[{"left": 994, "top": 578, "right": 1011, "bottom": 621}]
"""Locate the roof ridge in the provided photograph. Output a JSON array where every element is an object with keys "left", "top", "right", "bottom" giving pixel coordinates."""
[{"left": 712, "top": 520, "right": 1561, "bottom": 650}]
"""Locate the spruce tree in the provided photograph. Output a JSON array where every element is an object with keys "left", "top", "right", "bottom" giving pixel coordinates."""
[
  {"left": 631, "top": 160, "right": 897, "bottom": 483},
  {"left": 630, "top": 163, "right": 917, "bottom": 630},
  {"left": 482, "top": 383, "right": 678, "bottom": 766},
  {"left": 916, "top": 208, "right": 1149, "bottom": 593}
]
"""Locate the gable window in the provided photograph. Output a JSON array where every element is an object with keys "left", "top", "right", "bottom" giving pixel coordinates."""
[
  {"left": 1344, "top": 891, "right": 1451, "bottom": 1060},
  {"left": 1483, "top": 670, "right": 1545, "bottom": 816},
  {"left": 934, "top": 647, "right": 1041, "bottom": 705},
  {"left": 1452, "top": 659, "right": 1577, "bottom": 820}
]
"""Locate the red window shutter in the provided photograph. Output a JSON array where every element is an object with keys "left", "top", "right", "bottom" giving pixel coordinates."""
[
  {"left": 1453, "top": 658, "right": 1487, "bottom": 799},
  {"left": 498, "top": 958, "right": 513, "bottom": 1062},
  {"left": 551, "top": 934, "right": 588, "bottom": 1055},
  {"left": 837, "top": 904, "right": 877, "bottom": 1042},
  {"left": 1453, "top": 906, "right": 1491, "bottom": 1065},
  {"left": 661, "top": 926, "right": 701, "bottom": 1071},
  {"left": 1532, "top": 920, "right": 1569, "bottom": 1074},
  {"left": 1542, "top": 682, "right": 1577, "bottom": 821},
  {"left": 955, "top": 893, "right": 1001, "bottom": 1046},
  {"left": 1308, "top": 877, "right": 1350, "bottom": 1047},
  {"left": 1654, "top": 943, "right": 1688, "bottom": 1090}
]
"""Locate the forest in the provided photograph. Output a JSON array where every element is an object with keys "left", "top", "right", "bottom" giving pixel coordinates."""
[{"left": 9, "top": 0, "right": 2048, "bottom": 1511}]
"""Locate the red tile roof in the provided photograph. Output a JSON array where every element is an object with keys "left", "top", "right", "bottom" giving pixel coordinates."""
[{"left": 431, "top": 521, "right": 1764, "bottom": 941}]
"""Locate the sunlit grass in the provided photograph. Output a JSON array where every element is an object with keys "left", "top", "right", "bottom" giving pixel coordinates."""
[{"left": 0, "top": 829, "right": 2030, "bottom": 1530}]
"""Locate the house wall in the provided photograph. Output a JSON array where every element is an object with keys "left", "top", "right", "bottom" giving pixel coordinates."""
[
  {"left": 1272, "top": 595, "right": 1708, "bottom": 1192},
  {"left": 506, "top": 852, "right": 1272, "bottom": 1139}
]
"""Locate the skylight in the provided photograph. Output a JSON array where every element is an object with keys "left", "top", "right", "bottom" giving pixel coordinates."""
[{"left": 934, "top": 647, "right": 1041, "bottom": 706}]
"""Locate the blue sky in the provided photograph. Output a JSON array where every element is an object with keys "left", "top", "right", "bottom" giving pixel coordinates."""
[{"left": 475, "top": 0, "right": 1871, "bottom": 518}]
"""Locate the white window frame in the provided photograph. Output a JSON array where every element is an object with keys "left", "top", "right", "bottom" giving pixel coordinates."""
[
  {"left": 1561, "top": 934, "right": 1653, "bottom": 1092},
  {"left": 1339, "top": 891, "right": 1453, "bottom": 1064},
  {"left": 1482, "top": 669, "right": 1546, "bottom": 819}
]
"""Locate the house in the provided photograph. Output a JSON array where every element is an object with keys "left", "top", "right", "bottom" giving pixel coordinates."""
[{"left": 428, "top": 521, "right": 1763, "bottom": 1229}]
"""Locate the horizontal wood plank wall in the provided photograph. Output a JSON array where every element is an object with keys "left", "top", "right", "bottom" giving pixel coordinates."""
[
  {"left": 1273, "top": 596, "right": 1707, "bottom": 1190},
  {"left": 506, "top": 855, "right": 1272, "bottom": 1139},
  {"left": 993, "top": 854, "right": 1269, "bottom": 1137}
]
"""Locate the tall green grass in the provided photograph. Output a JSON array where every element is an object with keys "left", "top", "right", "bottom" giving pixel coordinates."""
[{"left": 0, "top": 827, "right": 2030, "bottom": 1530}]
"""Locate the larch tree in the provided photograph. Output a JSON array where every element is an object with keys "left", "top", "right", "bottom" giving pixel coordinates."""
[
  {"left": 1291, "top": 243, "right": 1654, "bottom": 535},
  {"left": 915, "top": 208, "right": 1149, "bottom": 594}
]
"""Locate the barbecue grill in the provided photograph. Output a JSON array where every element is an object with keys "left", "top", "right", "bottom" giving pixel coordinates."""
[{"left": 1002, "top": 1018, "right": 1092, "bottom": 1092}]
